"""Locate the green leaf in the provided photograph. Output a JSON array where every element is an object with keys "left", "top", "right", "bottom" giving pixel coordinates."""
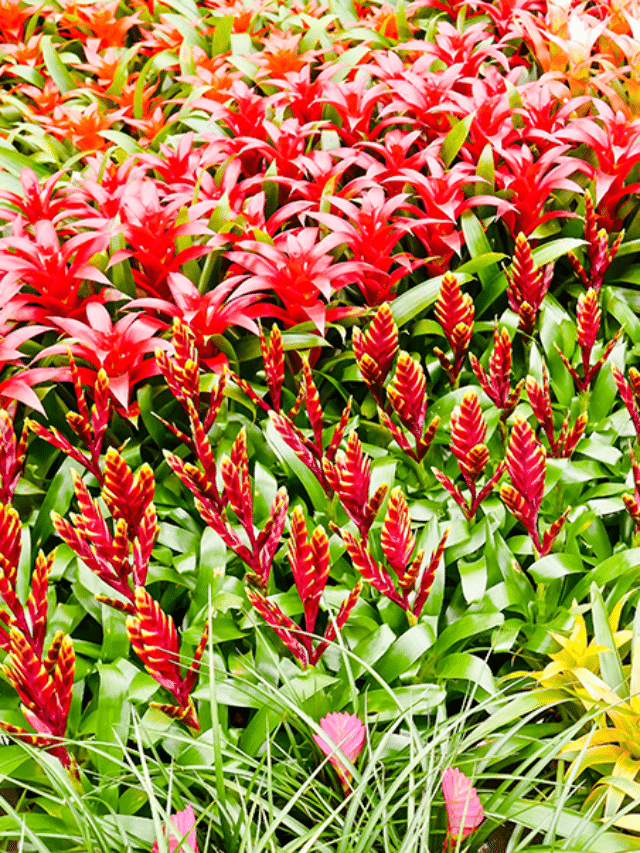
[
  {"left": 531, "top": 237, "right": 586, "bottom": 266},
  {"left": 565, "top": 549, "right": 640, "bottom": 604},
  {"left": 591, "top": 584, "right": 626, "bottom": 695},
  {"left": 376, "top": 624, "right": 434, "bottom": 683},
  {"left": 40, "top": 36, "right": 75, "bottom": 93},
  {"left": 96, "top": 662, "right": 132, "bottom": 784},
  {"left": 528, "top": 553, "right": 584, "bottom": 583},
  {"left": 429, "top": 612, "right": 503, "bottom": 657},
  {"left": 440, "top": 113, "right": 474, "bottom": 168},
  {"left": 435, "top": 652, "right": 496, "bottom": 695},
  {"left": 365, "top": 684, "right": 445, "bottom": 720}
]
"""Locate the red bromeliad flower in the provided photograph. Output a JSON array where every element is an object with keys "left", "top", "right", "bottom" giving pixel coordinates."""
[
  {"left": 40, "top": 303, "right": 170, "bottom": 415},
  {"left": 337, "top": 487, "right": 449, "bottom": 624},
  {"left": 353, "top": 303, "right": 399, "bottom": 406},
  {"left": 313, "top": 712, "right": 365, "bottom": 794},
  {"left": 226, "top": 228, "right": 357, "bottom": 334},
  {"left": 378, "top": 353, "right": 440, "bottom": 462},
  {"left": 128, "top": 272, "right": 266, "bottom": 372},
  {"left": 0, "top": 218, "right": 112, "bottom": 323},
  {"left": 0, "top": 623, "right": 76, "bottom": 774},
  {"left": 108, "top": 178, "right": 219, "bottom": 300},
  {"left": 500, "top": 416, "right": 570, "bottom": 557},
  {"left": 127, "top": 587, "right": 208, "bottom": 731},
  {"left": 612, "top": 365, "right": 640, "bottom": 440},
  {"left": 555, "top": 287, "right": 621, "bottom": 392},
  {"left": 567, "top": 194, "right": 624, "bottom": 293},
  {"left": 622, "top": 446, "right": 640, "bottom": 532},
  {"left": 311, "top": 188, "right": 424, "bottom": 305},
  {"left": 493, "top": 144, "right": 590, "bottom": 236},
  {"left": 441, "top": 767, "right": 484, "bottom": 850}
]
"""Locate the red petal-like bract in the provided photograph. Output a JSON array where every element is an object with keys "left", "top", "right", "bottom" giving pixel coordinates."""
[
  {"left": 323, "top": 432, "right": 379, "bottom": 538},
  {"left": 313, "top": 712, "right": 365, "bottom": 794},
  {"left": 246, "top": 588, "right": 310, "bottom": 666},
  {"left": 341, "top": 528, "right": 403, "bottom": 605},
  {"left": 412, "top": 528, "right": 448, "bottom": 620},
  {"left": 434, "top": 272, "right": 473, "bottom": 384},
  {"left": 613, "top": 365, "right": 640, "bottom": 439},
  {"left": 103, "top": 448, "right": 155, "bottom": 532},
  {"left": 442, "top": 766, "right": 484, "bottom": 849},
  {"left": 450, "top": 391, "right": 488, "bottom": 488},
  {"left": 0, "top": 626, "right": 75, "bottom": 770},
  {"left": 383, "top": 353, "right": 439, "bottom": 462}
]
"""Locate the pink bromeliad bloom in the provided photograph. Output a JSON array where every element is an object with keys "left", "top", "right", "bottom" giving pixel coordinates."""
[
  {"left": 313, "top": 712, "right": 365, "bottom": 794},
  {"left": 441, "top": 767, "right": 484, "bottom": 850},
  {"left": 151, "top": 804, "right": 198, "bottom": 853}
]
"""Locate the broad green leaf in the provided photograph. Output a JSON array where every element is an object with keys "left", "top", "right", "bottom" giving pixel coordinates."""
[
  {"left": 430, "top": 612, "right": 503, "bottom": 657},
  {"left": 528, "top": 553, "right": 584, "bottom": 583},
  {"left": 435, "top": 652, "right": 496, "bottom": 695},
  {"left": 376, "top": 624, "right": 434, "bottom": 683},
  {"left": 591, "top": 584, "right": 626, "bottom": 695},
  {"left": 365, "top": 684, "right": 445, "bottom": 720},
  {"left": 40, "top": 35, "right": 75, "bottom": 93},
  {"left": 96, "top": 662, "right": 132, "bottom": 784},
  {"left": 440, "top": 113, "right": 474, "bottom": 168}
]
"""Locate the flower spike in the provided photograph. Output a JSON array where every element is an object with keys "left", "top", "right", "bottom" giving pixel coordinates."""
[
  {"left": 434, "top": 272, "right": 474, "bottom": 385},
  {"left": 442, "top": 767, "right": 484, "bottom": 850},
  {"left": 432, "top": 392, "right": 504, "bottom": 518},
  {"left": 313, "top": 712, "right": 365, "bottom": 795},
  {"left": 353, "top": 303, "right": 399, "bottom": 405},
  {"left": 500, "top": 416, "right": 569, "bottom": 557},
  {"left": 469, "top": 324, "right": 523, "bottom": 419},
  {"left": 380, "top": 354, "right": 439, "bottom": 462},
  {"left": 526, "top": 364, "right": 587, "bottom": 458},
  {"left": 507, "top": 233, "right": 552, "bottom": 337},
  {"left": 556, "top": 288, "right": 622, "bottom": 392}
]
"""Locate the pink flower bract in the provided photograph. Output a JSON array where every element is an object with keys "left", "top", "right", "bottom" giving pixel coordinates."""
[
  {"left": 442, "top": 767, "right": 484, "bottom": 848},
  {"left": 313, "top": 712, "right": 365, "bottom": 789},
  {"left": 151, "top": 804, "right": 198, "bottom": 853}
]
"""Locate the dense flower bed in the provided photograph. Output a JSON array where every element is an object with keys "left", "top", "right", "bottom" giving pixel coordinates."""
[{"left": 3, "top": 0, "right": 640, "bottom": 849}]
